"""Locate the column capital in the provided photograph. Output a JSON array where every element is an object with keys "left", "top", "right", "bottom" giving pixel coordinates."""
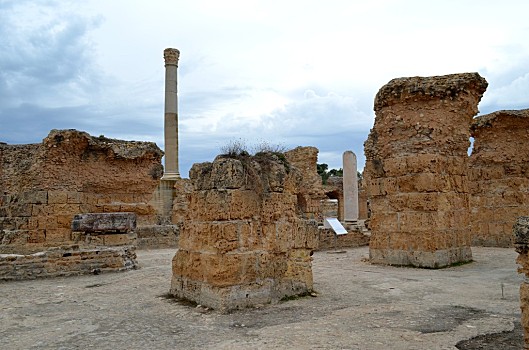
[{"left": 164, "top": 48, "right": 180, "bottom": 66}]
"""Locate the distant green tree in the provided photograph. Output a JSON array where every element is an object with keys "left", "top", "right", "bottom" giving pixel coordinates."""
[
  {"left": 329, "top": 168, "right": 343, "bottom": 177},
  {"left": 317, "top": 163, "right": 328, "bottom": 175},
  {"left": 317, "top": 164, "right": 362, "bottom": 185},
  {"left": 317, "top": 163, "right": 329, "bottom": 184},
  {"left": 318, "top": 164, "right": 345, "bottom": 184}
]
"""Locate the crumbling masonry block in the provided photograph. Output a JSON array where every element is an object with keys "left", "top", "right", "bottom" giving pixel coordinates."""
[
  {"left": 170, "top": 154, "right": 318, "bottom": 311},
  {"left": 514, "top": 216, "right": 529, "bottom": 349},
  {"left": 364, "top": 73, "right": 487, "bottom": 268},
  {"left": 470, "top": 109, "right": 529, "bottom": 247}
]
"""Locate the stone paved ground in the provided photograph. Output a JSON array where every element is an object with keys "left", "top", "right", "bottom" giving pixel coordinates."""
[{"left": 0, "top": 247, "right": 523, "bottom": 349}]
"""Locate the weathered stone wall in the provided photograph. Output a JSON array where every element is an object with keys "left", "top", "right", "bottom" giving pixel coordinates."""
[
  {"left": 469, "top": 109, "right": 529, "bottom": 247},
  {"left": 170, "top": 152, "right": 318, "bottom": 311},
  {"left": 364, "top": 73, "right": 487, "bottom": 268},
  {"left": 514, "top": 216, "right": 529, "bottom": 348},
  {"left": 0, "top": 129, "right": 163, "bottom": 254},
  {"left": 285, "top": 146, "right": 326, "bottom": 221},
  {"left": 358, "top": 176, "right": 369, "bottom": 220},
  {"left": 317, "top": 228, "right": 369, "bottom": 251}
]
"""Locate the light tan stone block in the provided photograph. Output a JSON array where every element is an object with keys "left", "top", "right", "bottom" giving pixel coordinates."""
[
  {"left": 102, "top": 234, "right": 132, "bottom": 246},
  {"left": 47, "top": 191, "right": 68, "bottom": 205},
  {"left": 382, "top": 157, "right": 407, "bottom": 177},
  {"left": 66, "top": 191, "right": 81, "bottom": 204},
  {"left": 202, "top": 253, "right": 242, "bottom": 287}
]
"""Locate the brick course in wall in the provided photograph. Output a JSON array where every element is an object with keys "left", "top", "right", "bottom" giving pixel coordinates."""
[
  {"left": 364, "top": 73, "right": 488, "bottom": 268},
  {"left": 469, "top": 109, "right": 529, "bottom": 247},
  {"left": 170, "top": 153, "right": 318, "bottom": 311},
  {"left": 0, "top": 129, "right": 163, "bottom": 260}
]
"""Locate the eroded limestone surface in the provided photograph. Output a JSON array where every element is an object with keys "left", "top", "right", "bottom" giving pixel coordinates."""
[
  {"left": 470, "top": 109, "right": 529, "bottom": 247},
  {"left": 514, "top": 216, "right": 529, "bottom": 349},
  {"left": 284, "top": 146, "right": 326, "bottom": 221},
  {"left": 170, "top": 152, "right": 318, "bottom": 311},
  {"left": 0, "top": 245, "right": 137, "bottom": 281},
  {"left": 364, "top": 73, "right": 488, "bottom": 268},
  {"left": 0, "top": 129, "right": 163, "bottom": 254}
]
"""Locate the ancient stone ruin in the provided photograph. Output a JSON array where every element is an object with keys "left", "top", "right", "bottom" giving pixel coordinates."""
[
  {"left": 469, "top": 109, "right": 529, "bottom": 247},
  {"left": 364, "top": 73, "right": 488, "bottom": 268},
  {"left": 170, "top": 151, "right": 319, "bottom": 311},
  {"left": 0, "top": 129, "right": 163, "bottom": 279},
  {"left": 284, "top": 146, "right": 326, "bottom": 221},
  {"left": 514, "top": 216, "right": 529, "bottom": 348},
  {"left": 71, "top": 212, "right": 137, "bottom": 246}
]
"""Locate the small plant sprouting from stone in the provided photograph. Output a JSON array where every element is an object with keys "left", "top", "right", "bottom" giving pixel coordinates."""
[
  {"left": 252, "top": 140, "right": 287, "bottom": 155},
  {"left": 220, "top": 139, "right": 287, "bottom": 159},
  {"left": 219, "top": 138, "right": 291, "bottom": 173},
  {"left": 220, "top": 138, "right": 250, "bottom": 157},
  {"left": 253, "top": 141, "right": 289, "bottom": 170}
]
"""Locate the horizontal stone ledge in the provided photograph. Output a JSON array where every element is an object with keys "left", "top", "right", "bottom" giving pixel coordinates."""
[{"left": 71, "top": 212, "right": 136, "bottom": 233}]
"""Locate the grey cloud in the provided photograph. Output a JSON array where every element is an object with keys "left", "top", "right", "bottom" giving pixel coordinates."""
[
  {"left": 0, "top": 1, "right": 107, "bottom": 139},
  {"left": 180, "top": 86, "right": 252, "bottom": 116},
  {"left": 0, "top": 104, "right": 94, "bottom": 144},
  {"left": 176, "top": 89, "right": 373, "bottom": 176},
  {"left": 264, "top": 90, "right": 373, "bottom": 135}
]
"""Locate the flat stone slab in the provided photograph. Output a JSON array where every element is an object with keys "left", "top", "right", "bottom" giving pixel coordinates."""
[{"left": 71, "top": 212, "right": 136, "bottom": 233}]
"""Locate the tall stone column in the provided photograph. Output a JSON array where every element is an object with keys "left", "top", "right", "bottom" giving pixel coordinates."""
[
  {"left": 162, "top": 48, "right": 180, "bottom": 180},
  {"left": 364, "top": 73, "right": 487, "bottom": 268},
  {"left": 343, "top": 151, "right": 359, "bottom": 222}
]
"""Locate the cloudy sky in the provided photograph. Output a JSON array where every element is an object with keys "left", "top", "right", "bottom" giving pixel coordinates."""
[{"left": 1, "top": 0, "right": 528, "bottom": 176}]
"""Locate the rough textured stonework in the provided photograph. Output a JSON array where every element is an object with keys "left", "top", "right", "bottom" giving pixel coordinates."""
[
  {"left": 170, "top": 152, "right": 318, "bottom": 311},
  {"left": 0, "top": 129, "right": 163, "bottom": 254},
  {"left": 284, "top": 146, "right": 326, "bottom": 220},
  {"left": 71, "top": 212, "right": 136, "bottom": 233},
  {"left": 71, "top": 212, "right": 137, "bottom": 247},
  {"left": 0, "top": 245, "right": 137, "bottom": 281},
  {"left": 317, "top": 228, "right": 369, "bottom": 251},
  {"left": 514, "top": 216, "right": 529, "bottom": 348},
  {"left": 364, "top": 73, "right": 487, "bottom": 268},
  {"left": 469, "top": 109, "right": 529, "bottom": 247}
]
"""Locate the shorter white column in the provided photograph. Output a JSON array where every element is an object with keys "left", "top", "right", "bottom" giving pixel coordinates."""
[{"left": 343, "top": 151, "right": 358, "bottom": 222}]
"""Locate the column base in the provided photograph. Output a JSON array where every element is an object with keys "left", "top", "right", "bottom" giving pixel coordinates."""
[{"left": 369, "top": 247, "right": 473, "bottom": 268}]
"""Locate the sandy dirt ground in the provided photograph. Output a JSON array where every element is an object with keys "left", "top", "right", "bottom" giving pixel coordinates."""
[{"left": 0, "top": 246, "right": 524, "bottom": 349}]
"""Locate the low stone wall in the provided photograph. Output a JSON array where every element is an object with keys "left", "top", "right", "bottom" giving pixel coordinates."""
[
  {"left": 136, "top": 225, "right": 179, "bottom": 249},
  {"left": 317, "top": 228, "right": 370, "bottom": 251},
  {"left": 0, "top": 245, "right": 137, "bottom": 281}
]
